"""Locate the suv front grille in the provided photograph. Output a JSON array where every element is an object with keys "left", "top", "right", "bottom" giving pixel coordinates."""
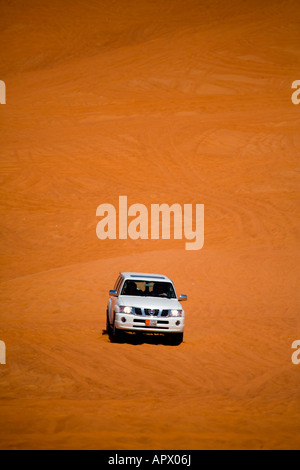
[
  {"left": 133, "top": 307, "right": 170, "bottom": 317},
  {"left": 161, "top": 309, "right": 169, "bottom": 317},
  {"left": 144, "top": 309, "right": 159, "bottom": 316}
]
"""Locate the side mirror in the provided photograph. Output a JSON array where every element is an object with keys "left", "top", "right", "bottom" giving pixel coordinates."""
[
  {"left": 109, "top": 289, "right": 118, "bottom": 297},
  {"left": 179, "top": 294, "right": 187, "bottom": 302}
]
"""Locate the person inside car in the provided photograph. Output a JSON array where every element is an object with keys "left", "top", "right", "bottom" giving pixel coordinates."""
[
  {"left": 152, "top": 282, "right": 167, "bottom": 297},
  {"left": 125, "top": 281, "right": 138, "bottom": 296}
]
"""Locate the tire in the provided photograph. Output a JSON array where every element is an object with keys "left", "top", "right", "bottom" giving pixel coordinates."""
[
  {"left": 106, "top": 309, "right": 112, "bottom": 336},
  {"left": 168, "top": 332, "right": 183, "bottom": 346},
  {"left": 111, "top": 315, "right": 123, "bottom": 343}
]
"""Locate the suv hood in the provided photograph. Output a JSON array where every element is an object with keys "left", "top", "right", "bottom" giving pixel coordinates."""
[{"left": 118, "top": 295, "right": 182, "bottom": 310}]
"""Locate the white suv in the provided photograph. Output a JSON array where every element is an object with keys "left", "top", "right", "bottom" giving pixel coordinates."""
[{"left": 106, "top": 272, "right": 187, "bottom": 345}]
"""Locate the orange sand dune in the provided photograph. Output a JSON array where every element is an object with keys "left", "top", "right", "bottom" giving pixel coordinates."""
[{"left": 0, "top": 0, "right": 299, "bottom": 449}]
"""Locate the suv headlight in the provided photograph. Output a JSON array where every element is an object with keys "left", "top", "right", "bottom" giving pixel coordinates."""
[
  {"left": 119, "top": 306, "right": 133, "bottom": 314},
  {"left": 168, "top": 309, "right": 183, "bottom": 317}
]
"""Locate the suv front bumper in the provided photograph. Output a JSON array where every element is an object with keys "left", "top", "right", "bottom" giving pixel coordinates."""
[{"left": 114, "top": 313, "right": 184, "bottom": 334}]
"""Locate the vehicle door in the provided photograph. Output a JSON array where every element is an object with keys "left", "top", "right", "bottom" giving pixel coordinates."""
[{"left": 109, "top": 275, "right": 122, "bottom": 323}]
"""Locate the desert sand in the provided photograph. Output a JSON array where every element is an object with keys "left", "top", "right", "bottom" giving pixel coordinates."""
[{"left": 0, "top": 0, "right": 299, "bottom": 449}]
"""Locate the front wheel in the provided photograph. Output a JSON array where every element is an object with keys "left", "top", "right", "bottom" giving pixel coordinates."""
[
  {"left": 168, "top": 332, "right": 183, "bottom": 346},
  {"left": 110, "top": 316, "right": 124, "bottom": 343},
  {"left": 106, "top": 309, "right": 112, "bottom": 335}
]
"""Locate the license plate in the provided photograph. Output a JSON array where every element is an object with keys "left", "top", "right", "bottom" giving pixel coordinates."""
[{"left": 146, "top": 319, "right": 157, "bottom": 327}]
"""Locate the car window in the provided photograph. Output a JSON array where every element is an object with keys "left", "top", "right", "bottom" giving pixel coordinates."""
[
  {"left": 117, "top": 277, "right": 124, "bottom": 294},
  {"left": 114, "top": 276, "right": 120, "bottom": 290},
  {"left": 121, "top": 280, "right": 176, "bottom": 299},
  {"left": 115, "top": 277, "right": 123, "bottom": 294},
  {"left": 115, "top": 276, "right": 123, "bottom": 291}
]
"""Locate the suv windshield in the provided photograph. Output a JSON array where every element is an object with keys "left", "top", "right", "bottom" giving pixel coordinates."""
[{"left": 121, "top": 280, "right": 176, "bottom": 299}]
